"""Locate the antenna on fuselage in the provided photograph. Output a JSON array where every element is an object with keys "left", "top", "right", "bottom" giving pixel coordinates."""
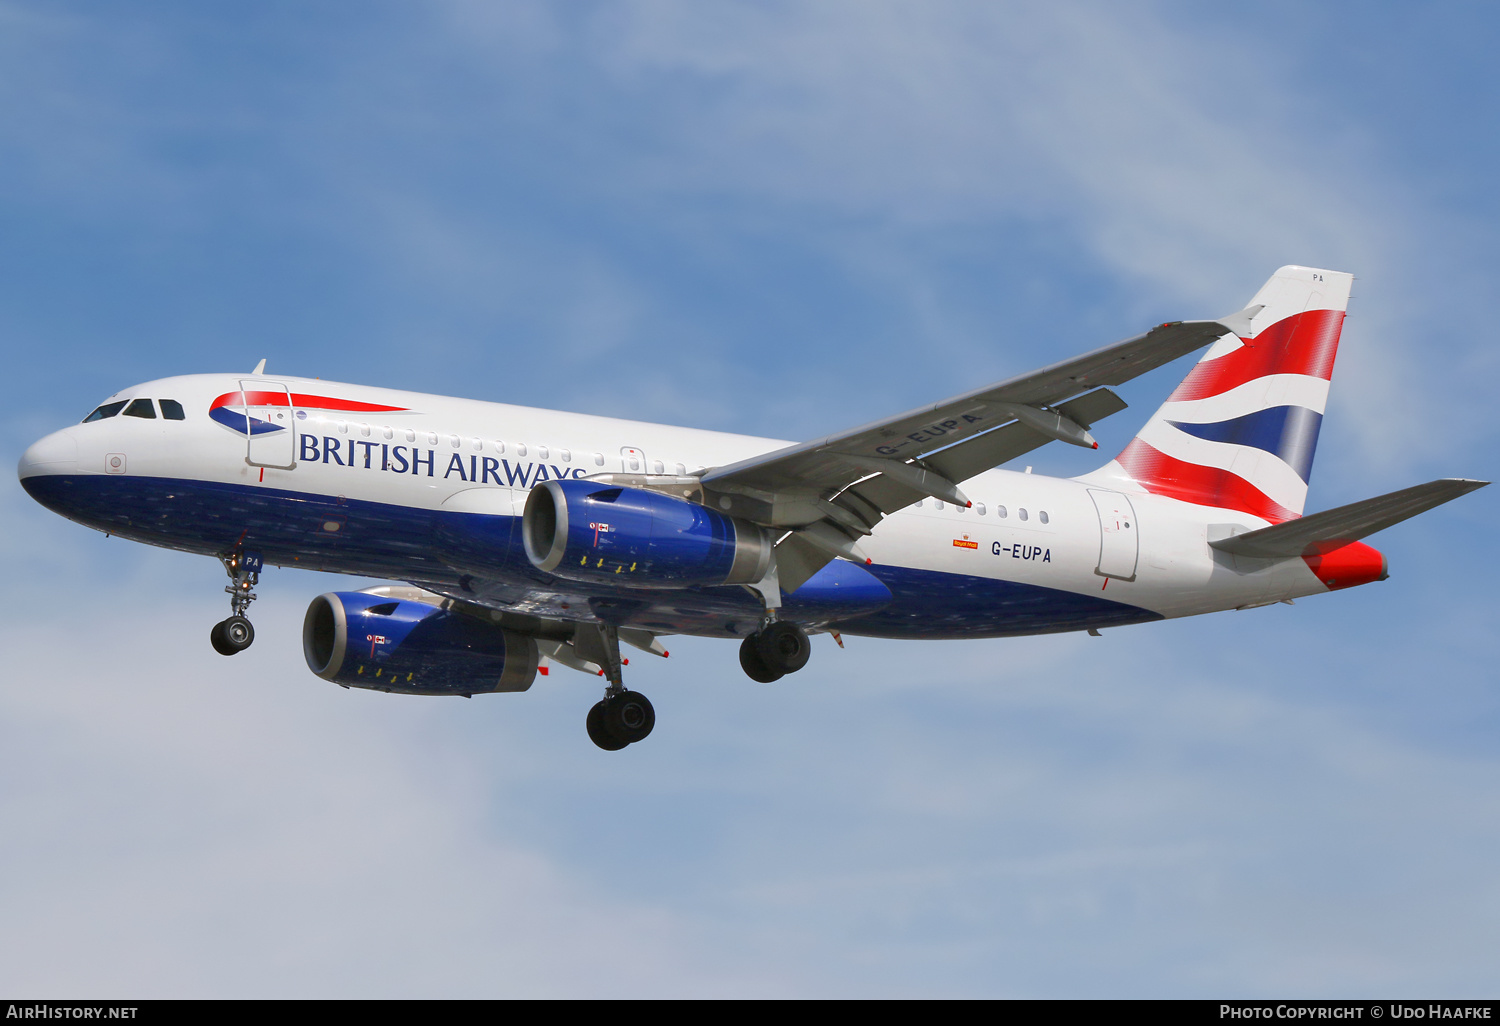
[{"left": 251, "top": 359, "right": 267, "bottom": 375}]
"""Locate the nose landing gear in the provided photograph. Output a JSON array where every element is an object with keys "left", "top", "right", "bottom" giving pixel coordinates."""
[{"left": 211, "top": 550, "right": 261, "bottom": 656}]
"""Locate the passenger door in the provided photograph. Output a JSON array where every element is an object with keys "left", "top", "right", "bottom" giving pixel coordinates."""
[
  {"left": 240, "top": 380, "right": 297, "bottom": 470},
  {"left": 1088, "top": 488, "right": 1139, "bottom": 582}
]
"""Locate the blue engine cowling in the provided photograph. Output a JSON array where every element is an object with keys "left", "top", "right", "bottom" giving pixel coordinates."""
[
  {"left": 522, "top": 479, "right": 773, "bottom": 588},
  {"left": 303, "top": 591, "right": 539, "bottom": 695}
]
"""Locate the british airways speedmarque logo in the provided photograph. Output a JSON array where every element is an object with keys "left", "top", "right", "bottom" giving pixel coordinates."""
[{"left": 208, "top": 391, "right": 411, "bottom": 434}]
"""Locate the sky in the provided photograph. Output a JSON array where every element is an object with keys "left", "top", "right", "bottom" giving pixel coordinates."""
[{"left": 1, "top": 0, "right": 1497, "bottom": 998}]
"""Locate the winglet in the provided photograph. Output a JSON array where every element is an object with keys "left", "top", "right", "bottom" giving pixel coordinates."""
[
  {"left": 1214, "top": 304, "right": 1264, "bottom": 338},
  {"left": 251, "top": 359, "right": 267, "bottom": 375}
]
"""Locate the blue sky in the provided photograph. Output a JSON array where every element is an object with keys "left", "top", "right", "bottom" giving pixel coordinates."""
[{"left": 2, "top": 1, "right": 1497, "bottom": 997}]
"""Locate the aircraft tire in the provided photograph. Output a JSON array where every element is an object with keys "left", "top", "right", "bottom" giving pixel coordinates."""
[
  {"left": 604, "top": 690, "right": 655, "bottom": 744},
  {"left": 209, "top": 621, "right": 237, "bottom": 656},
  {"left": 739, "top": 635, "right": 784, "bottom": 682},
  {"left": 221, "top": 615, "right": 255, "bottom": 653},
  {"left": 757, "top": 622, "right": 810, "bottom": 675},
  {"left": 587, "top": 701, "right": 630, "bottom": 751}
]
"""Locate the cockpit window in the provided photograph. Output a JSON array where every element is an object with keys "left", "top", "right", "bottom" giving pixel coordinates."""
[
  {"left": 83, "top": 401, "right": 127, "bottom": 423},
  {"left": 123, "top": 398, "right": 157, "bottom": 419},
  {"left": 159, "top": 399, "right": 185, "bottom": 420}
]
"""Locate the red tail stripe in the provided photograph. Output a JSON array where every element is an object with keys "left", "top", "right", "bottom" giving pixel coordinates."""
[
  {"left": 1168, "top": 308, "right": 1344, "bottom": 402},
  {"left": 1116, "top": 438, "right": 1298, "bottom": 524}
]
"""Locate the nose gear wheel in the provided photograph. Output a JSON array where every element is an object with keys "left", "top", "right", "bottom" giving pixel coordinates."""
[{"left": 212, "top": 550, "right": 261, "bottom": 656}]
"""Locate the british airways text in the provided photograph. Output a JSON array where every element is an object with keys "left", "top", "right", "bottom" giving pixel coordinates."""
[{"left": 299, "top": 434, "right": 588, "bottom": 487}]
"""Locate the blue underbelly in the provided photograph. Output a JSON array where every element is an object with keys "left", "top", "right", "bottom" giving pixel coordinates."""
[{"left": 21, "top": 473, "right": 1159, "bottom": 639}]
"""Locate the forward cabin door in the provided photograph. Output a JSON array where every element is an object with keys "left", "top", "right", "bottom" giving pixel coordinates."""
[
  {"left": 240, "top": 380, "right": 297, "bottom": 470},
  {"left": 1088, "top": 488, "right": 1138, "bottom": 582}
]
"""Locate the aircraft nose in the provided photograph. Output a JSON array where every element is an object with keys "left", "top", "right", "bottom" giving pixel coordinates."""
[{"left": 18, "top": 429, "right": 78, "bottom": 480}]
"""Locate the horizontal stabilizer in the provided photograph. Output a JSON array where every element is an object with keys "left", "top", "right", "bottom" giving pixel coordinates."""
[{"left": 1210, "top": 478, "right": 1488, "bottom": 558}]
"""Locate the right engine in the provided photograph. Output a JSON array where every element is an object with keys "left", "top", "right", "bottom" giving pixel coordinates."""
[{"left": 302, "top": 591, "right": 539, "bottom": 695}]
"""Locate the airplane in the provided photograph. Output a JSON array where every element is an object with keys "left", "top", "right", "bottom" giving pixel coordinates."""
[{"left": 17, "top": 266, "right": 1486, "bottom": 750}]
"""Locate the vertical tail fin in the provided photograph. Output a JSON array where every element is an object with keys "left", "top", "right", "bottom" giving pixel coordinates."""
[{"left": 1094, "top": 266, "right": 1353, "bottom": 523}]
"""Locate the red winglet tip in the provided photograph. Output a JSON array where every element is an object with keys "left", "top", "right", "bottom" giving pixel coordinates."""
[
  {"left": 864, "top": 558, "right": 872, "bottom": 565},
  {"left": 1092, "top": 442, "right": 1099, "bottom": 449}
]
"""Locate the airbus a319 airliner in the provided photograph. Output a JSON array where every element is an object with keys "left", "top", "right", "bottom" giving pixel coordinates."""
[{"left": 18, "top": 267, "right": 1486, "bottom": 749}]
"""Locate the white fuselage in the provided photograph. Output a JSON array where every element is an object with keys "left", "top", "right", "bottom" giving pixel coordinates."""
[{"left": 19, "top": 372, "right": 1336, "bottom": 640}]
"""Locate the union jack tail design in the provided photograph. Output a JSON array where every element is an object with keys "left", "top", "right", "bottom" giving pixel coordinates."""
[{"left": 1098, "top": 265, "right": 1353, "bottom": 523}]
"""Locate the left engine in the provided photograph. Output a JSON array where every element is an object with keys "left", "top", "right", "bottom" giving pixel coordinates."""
[
  {"left": 302, "top": 591, "right": 539, "bottom": 695},
  {"left": 522, "top": 479, "right": 773, "bottom": 588}
]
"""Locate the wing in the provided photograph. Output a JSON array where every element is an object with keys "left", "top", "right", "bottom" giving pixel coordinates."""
[{"left": 700, "top": 310, "right": 1257, "bottom": 590}]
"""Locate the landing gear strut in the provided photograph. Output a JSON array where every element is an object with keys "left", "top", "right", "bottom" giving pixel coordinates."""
[
  {"left": 211, "top": 550, "right": 261, "bottom": 656},
  {"left": 578, "top": 624, "right": 656, "bottom": 750},
  {"left": 739, "top": 619, "right": 811, "bottom": 683}
]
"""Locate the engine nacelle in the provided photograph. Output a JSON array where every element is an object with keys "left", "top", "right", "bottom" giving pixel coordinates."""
[
  {"left": 303, "top": 592, "right": 539, "bottom": 695},
  {"left": 523, "top": 479, "right": 773, "bottom": 588}
]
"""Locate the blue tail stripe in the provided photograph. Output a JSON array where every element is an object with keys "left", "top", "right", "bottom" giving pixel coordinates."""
[{"left": 1167, "top": 405, "right": 1322, "bottom": 482}]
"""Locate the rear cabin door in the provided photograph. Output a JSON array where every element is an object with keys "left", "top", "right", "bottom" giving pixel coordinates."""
[
  {"left": 1088, "top": 488, "right": 1139, "bottom": 582},
  {"left": 240, "top": 380, "right": 297, "bottom": 470}
]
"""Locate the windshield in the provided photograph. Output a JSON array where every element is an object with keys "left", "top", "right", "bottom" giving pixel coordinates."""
[{"left": 82, "top": 401, "right": 127, "bottom": 423}]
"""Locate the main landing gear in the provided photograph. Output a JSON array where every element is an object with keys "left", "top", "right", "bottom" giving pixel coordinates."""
[
  {"left": 210, "top": 550, "right": 261, "bottom": 656},
  {"left": 738, "top": 620, "right": 811, "bottom": 683},
  {"left": 578, "top": 624, "right": 656, "bottom": 751}
]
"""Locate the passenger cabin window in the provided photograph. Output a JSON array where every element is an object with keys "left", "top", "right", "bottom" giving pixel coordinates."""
[
  {"left": 560, "top": 449, "right": 572, "bottom": 463},
  {"left": 1039, "top": 511, "right": 1049, "bottom": 525},
  {"left": 976, "top": 503, "right": 986, "bottom": 516},
  {"left": 997, "top": 505, "right": 1008, "bottom": 518},
  {"left": 123, "top": 398, "right": 156, "bottom": 419},
  {"left": 652, "top": 460, "right": 664, "bottom": 475},
  {"left": 934, "top": 500, "right": 944, "bottom": 510},
  {"left": 538, "top": 446, "right": 550, "bottom": 459},
  {"left": 593, "top": 453, "right": 605, "bottom": 466},
  {"left": 160, "top": 399, "right": 186, "bottom": 420},
  {"left": 1019, "top": 508, "right": 1029, "bottom": 521},
  {"left": 83, "top": 401, "right": 127, "bottom": 423}
]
